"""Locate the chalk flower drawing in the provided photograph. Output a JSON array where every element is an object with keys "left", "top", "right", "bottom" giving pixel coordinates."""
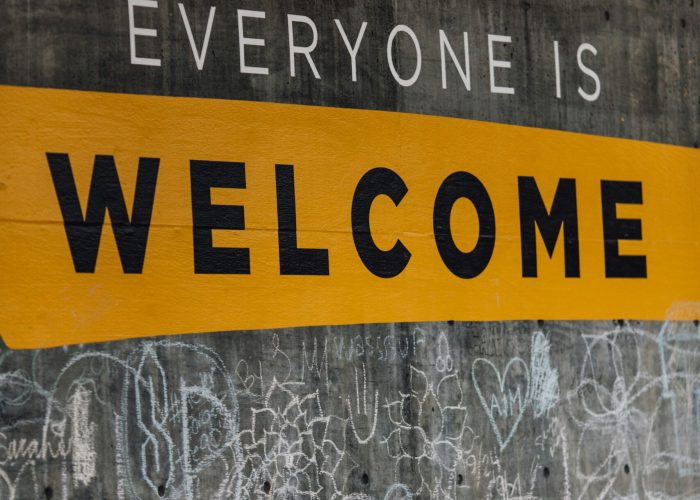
[
  {"left": 382, "top": 363, "right": 470, "bottom": 498},
  {"left": 1, "top": 319, "right": 700, "bottom": 498}
]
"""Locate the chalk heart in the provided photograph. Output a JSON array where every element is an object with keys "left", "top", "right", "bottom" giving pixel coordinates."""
[{"left": 472, "top": 357, "right": 530, "bottom": 451}]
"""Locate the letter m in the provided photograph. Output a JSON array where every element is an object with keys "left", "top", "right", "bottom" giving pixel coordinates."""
[
  {"left": 47, "top": 153, "right": 159, "bottom": 273},
  {"left": 518, "top": 177, "right": 580, "bottom": 278}
]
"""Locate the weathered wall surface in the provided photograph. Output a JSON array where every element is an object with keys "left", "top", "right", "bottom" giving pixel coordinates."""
[
  {"left": 2, "top": 320, "right": 700, "bottom": 499},
  {"left": 1, "top": 0, "right": 699, "bottom": 499},
  {"left": 1, "top": 0, "right": 698, "bottom": 145}
]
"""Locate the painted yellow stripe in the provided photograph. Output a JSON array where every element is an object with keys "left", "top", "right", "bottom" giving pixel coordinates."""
[{"left": 0, "top": 85, "right": 698, "bottom": 348}]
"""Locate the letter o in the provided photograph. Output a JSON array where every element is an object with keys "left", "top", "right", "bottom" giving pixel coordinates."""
[
  {"left": 433, "top": 171, "right": 496, "bottom": 278},
  {"left": 386, "top": 25, "right": 422, "bottom": 87}
]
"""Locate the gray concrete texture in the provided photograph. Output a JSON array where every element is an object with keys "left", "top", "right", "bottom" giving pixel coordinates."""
[
  {"left": 3, "top": 321, "right": 700, "bottom": 499},
  {"left": 1, "top": 0, "right": 699, "bottom": 499},
  {"left": 1, "top": 0, "right": 698, "bottom": 146}
]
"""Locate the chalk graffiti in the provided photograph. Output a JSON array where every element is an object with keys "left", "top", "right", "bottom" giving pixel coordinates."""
[{"left": 0, "top": 318, "right": 698, "bottom": 498}]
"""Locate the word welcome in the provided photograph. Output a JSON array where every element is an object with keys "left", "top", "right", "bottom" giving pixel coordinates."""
[
  {"left": 6, "top": 86, "right": 694, "bottom": 347},
  {"left": 47, "top": 153, "right": 645, "bottom": 279}
]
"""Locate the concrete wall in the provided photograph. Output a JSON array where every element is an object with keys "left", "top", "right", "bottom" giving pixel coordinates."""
[
  {"left": 2, "top": 0, "right": 697, "bottom": 145},
  {"left": 2, "top": 321, "right": 700, "bottom": 499},
  {"left": 1, "top": 1, "right": 699, "bottom": 499}
]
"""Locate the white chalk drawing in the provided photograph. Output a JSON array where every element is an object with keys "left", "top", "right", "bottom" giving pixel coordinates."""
[
  {"left": 0, "top": 317, "right": 699, "bottom": 498},
  {"left": 383, "top": 482, "right": 414, "bottom": 499},
  {"left": 565, "top": 317, "right": 700, "bottom": 499},
  {"left": 472, "top": 356, "right": 530, "bottom": 451},
  {"left": 529, "top": 332, "right": 559, "bottom": 419},
  {"left": 348, "top": 363, "right": 379, "bottom": 445},
  {"left": 68, "top": 385, "right": 96, "bottom": 487},
  {"left": 435, "top": 332, "right": 454, "bottom": 373},
  {"left": 382, "top": 364, "right": 470, "bottom": 497}
]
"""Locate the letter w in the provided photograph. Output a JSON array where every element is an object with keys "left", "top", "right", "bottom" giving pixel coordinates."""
[{"left": 47, "top": 153, "right": 159, "bottom": 273}]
